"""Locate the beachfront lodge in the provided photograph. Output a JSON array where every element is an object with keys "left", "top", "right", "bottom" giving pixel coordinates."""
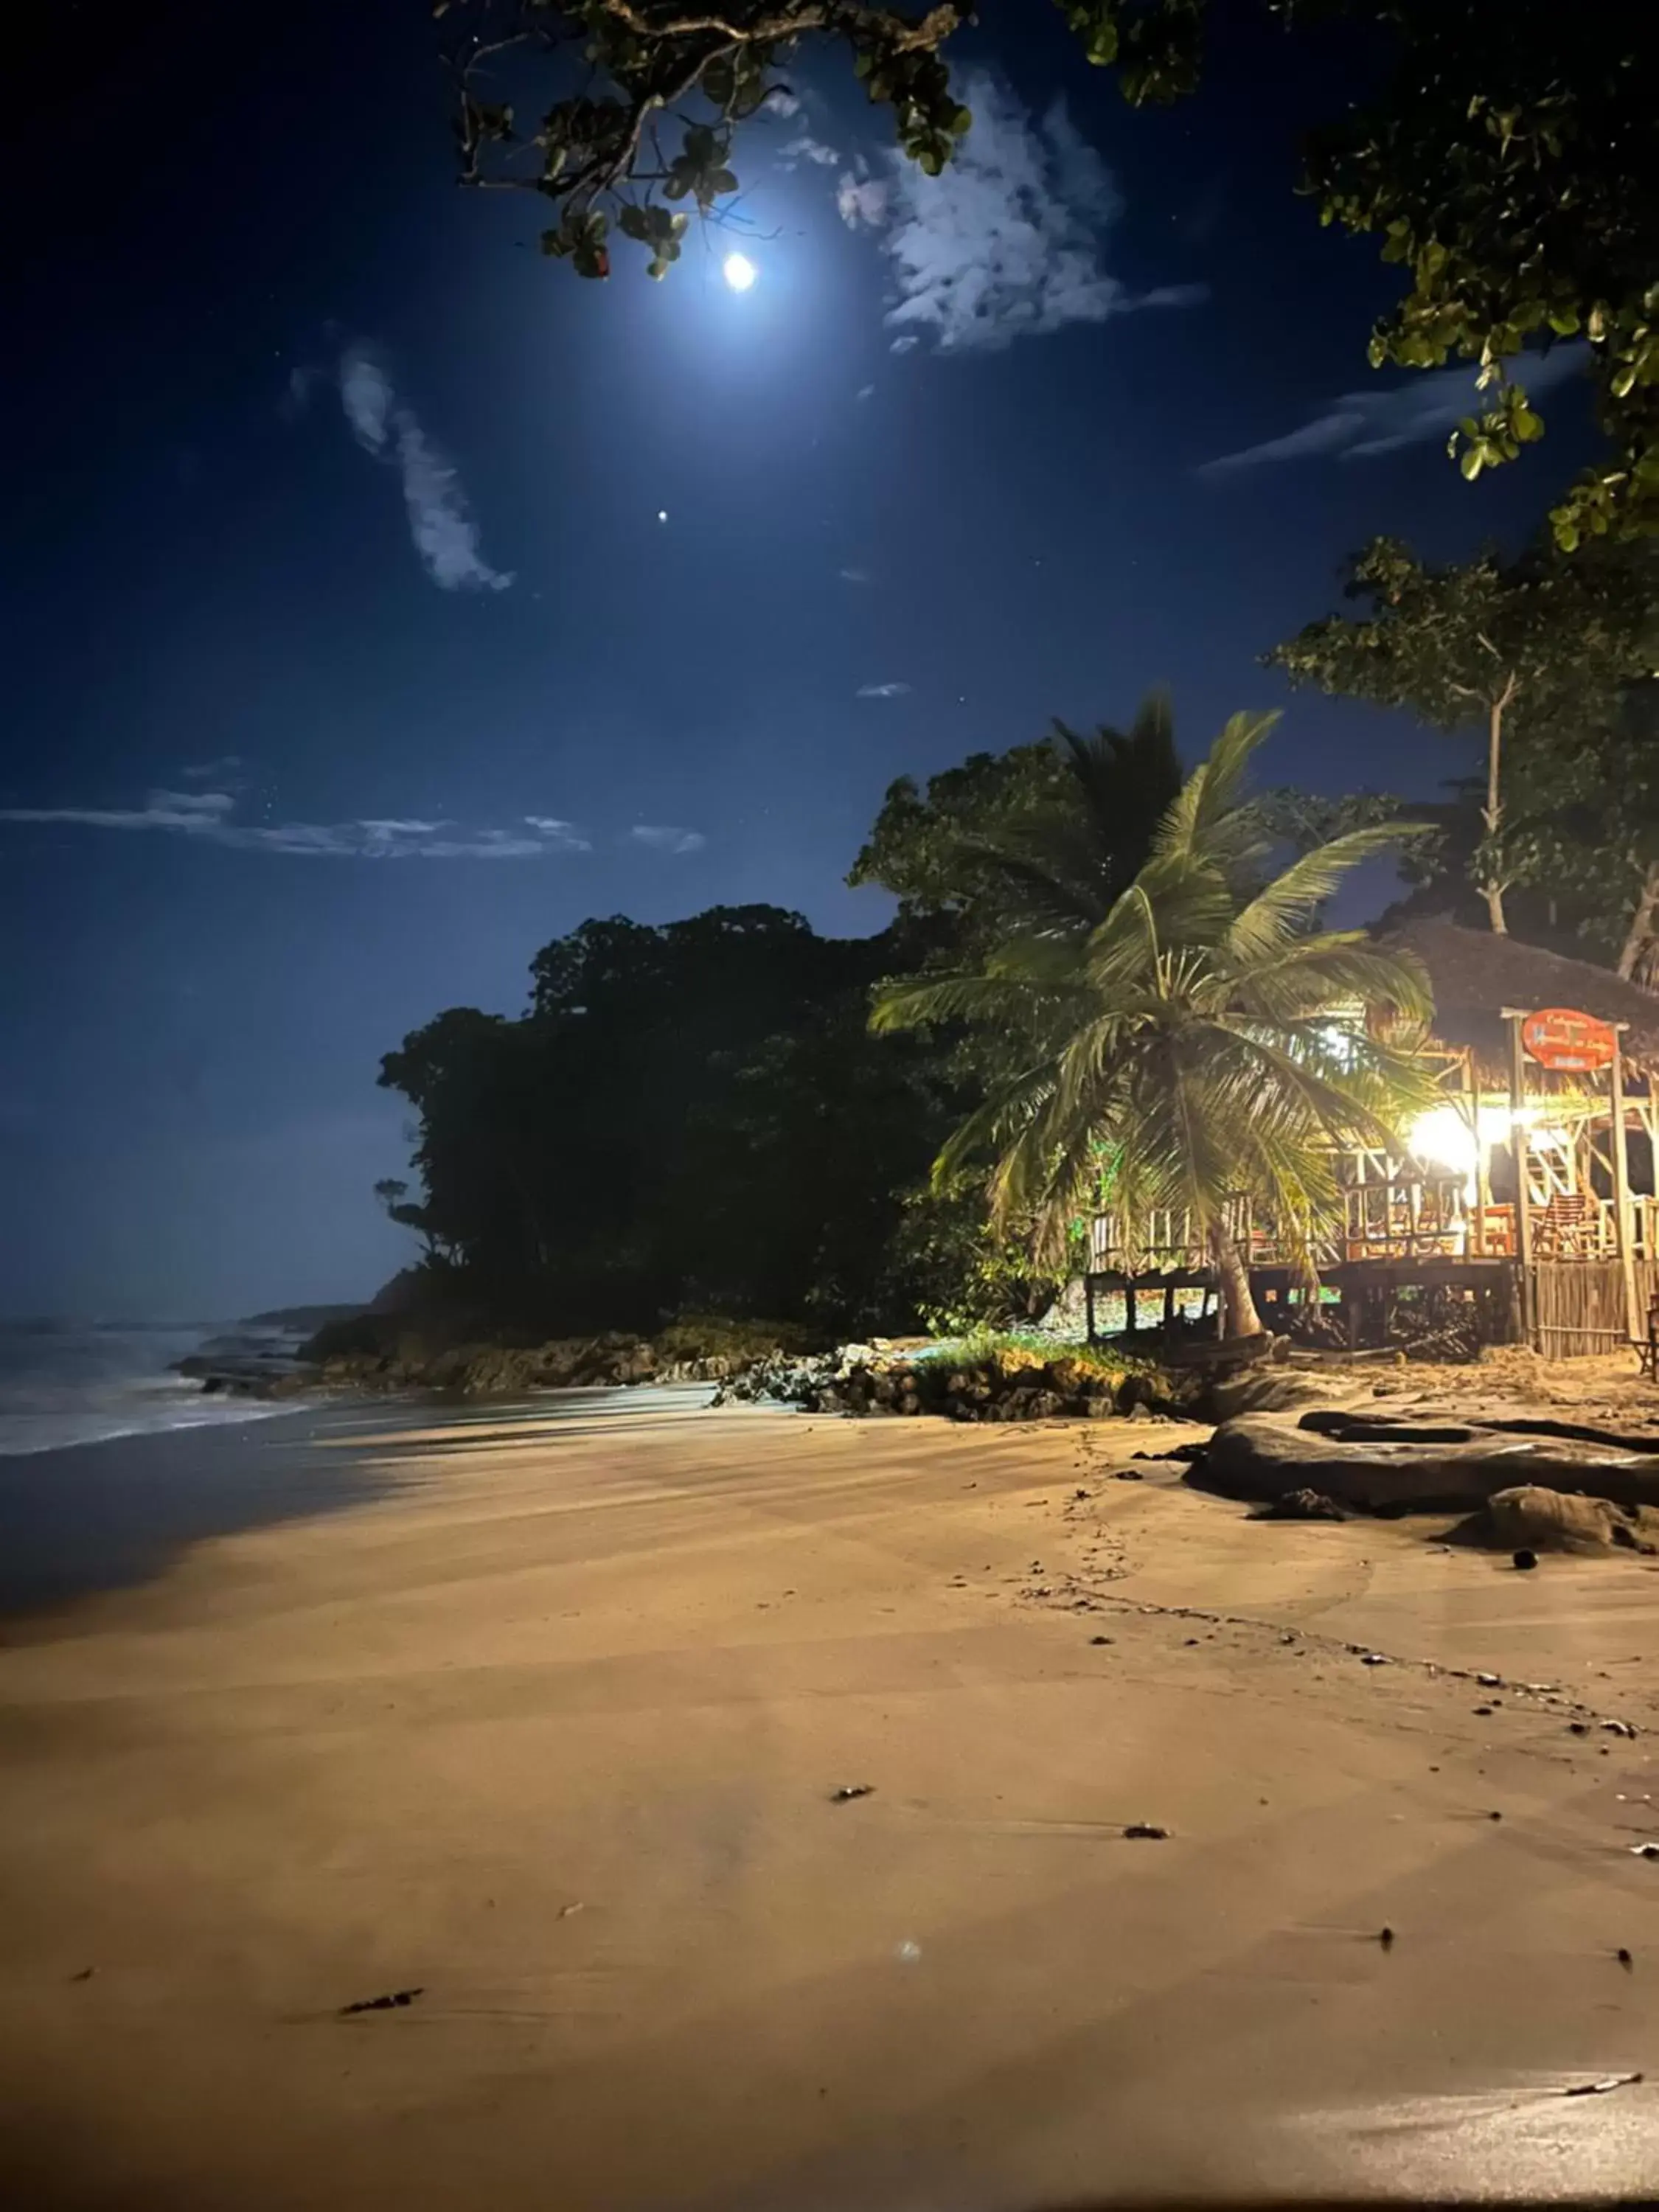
[{"left": 1085, "top": 920, "right": 1659, "bottom": 1360}]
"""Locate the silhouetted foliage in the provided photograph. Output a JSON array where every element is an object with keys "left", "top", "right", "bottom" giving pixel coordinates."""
[
  {"left": 444, "top": 1, "right": 1658, "bottom": 542},
  {"left": 378, "top": 904, "right": 967, "bottom": 1332},
  {"left": 1270, "top": 535, "right": 1659, "bottom": 961}
]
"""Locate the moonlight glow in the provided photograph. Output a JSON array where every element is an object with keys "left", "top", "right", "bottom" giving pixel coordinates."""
[{"left": 723, "top": 252, "right": 757, "bottom": 293}]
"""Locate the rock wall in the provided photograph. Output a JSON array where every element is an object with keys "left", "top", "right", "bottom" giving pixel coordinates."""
[{"left": 715, "top": 1343, "right": 1171, "bottom": 1422}]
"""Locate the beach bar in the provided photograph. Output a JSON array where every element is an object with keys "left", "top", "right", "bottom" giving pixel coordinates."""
[{"left": 1085, "top": 920, "right": 1659, "bottom": 1358}]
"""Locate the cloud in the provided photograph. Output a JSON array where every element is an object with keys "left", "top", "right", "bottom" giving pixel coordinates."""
[
  {"left": 855, "top": 384, "right": 875, "bottom": 401},
  {"left": 627, "top": 824, "right": 707, "bottom": 855},
  {"left": 0, "top": 790, "right": 590, "bottom": 859},
  {"left": 1198, "top": 346, "right": 1588, "bottom": 477},
  {"left": 154, "top": 788, "right": 236, "bottom": 817},
  {"left": 179, "top": 754, "right": 243, "bottom": 784},
  {"left": 889, "top": 335, "right": 919, "bottom": 356},
  {"left": 839, "top": 566, "right": 871, "bottom": 584},
  {"left": 839, "top": 74, "right": 1203, "bottom": 352},
  {"left": 762, "top": 88, "right": 801, "bottom": 119},
  {"left": 778, "top": 133, "right": 841, "bottom": 170},
  {"left": 857, "top": 681, "right": 911, "bottom": 700},
  {"left": 290, "top": 344, "right": 513, "bottom": 593},
  {"left": 837, "top": 175, "right": 890, "bottom": 231},
  {"left": 338, "top": 345, "right": 513, "bottom": 593}
]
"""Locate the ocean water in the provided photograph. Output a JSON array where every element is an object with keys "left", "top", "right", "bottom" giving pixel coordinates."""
[{"left": 0, "top": 1318, "right": 312, "bottom": 1457}]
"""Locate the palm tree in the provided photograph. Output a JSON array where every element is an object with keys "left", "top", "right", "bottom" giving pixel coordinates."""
[
  {"left": 872, "top": 711, "right": 1434, "bottom": 1340},
  {"left": 943, "top": 692, "right": 1188, "bottom": 945}
]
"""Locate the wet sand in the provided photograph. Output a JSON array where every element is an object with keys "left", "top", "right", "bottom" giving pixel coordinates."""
[{"left": 2, "top": 1387, "right": 1658, "bottom": 2206}]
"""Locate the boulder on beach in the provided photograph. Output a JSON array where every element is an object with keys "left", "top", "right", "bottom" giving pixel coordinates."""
[{"left": 1456, "top": 1484, "right": 1659, "bottom": 1556}]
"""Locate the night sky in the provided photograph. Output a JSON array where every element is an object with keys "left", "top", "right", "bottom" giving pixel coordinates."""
[{"left": 2, "top": 0, "right": 1598, "bottom": 1319}]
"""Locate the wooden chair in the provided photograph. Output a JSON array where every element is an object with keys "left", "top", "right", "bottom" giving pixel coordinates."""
[
  {"left": 1638, "top": 1293, "right": 1659, "bottom": 1382},
  {"left": 1479, "top": 1203, "right": 1515, "bottom": 1256},
  {"left": 1536, "top": 1194, "right": 1591, "bottom": 1258}
]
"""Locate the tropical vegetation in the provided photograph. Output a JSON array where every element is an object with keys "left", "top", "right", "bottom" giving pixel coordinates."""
[
  {"left": 375, "top": 699, "right": 1444, "bottom": 1342},
  {"left": 871, "top": 711, "right": 1433, "bottom": 1338}
]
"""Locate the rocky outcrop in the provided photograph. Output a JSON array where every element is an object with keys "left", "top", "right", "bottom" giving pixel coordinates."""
[
  {"left": 172, "top": 1354, "right": 317, "bottom": 1401},
  {"left": 307, "top": 1327, "right": 751, "bottom": 1397},
  {"left": 202, "top": 1301, "right": 1180, "bottom": 1421},
  {"left": 1199, "top": 1411, "right": 1659, "bottom": 1517}
]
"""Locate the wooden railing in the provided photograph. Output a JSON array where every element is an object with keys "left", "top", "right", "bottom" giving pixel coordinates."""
[
  {"left": 1091, "top": 1173, "right": 1481, "bottom": 1273},
  {"left": 1088, "top": 1198, "right": 1250, "bottom": 1276}
]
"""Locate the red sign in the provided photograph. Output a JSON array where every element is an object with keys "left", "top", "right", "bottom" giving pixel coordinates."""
[{"left": 1522, "top": 1007, "right": 1618, "bottom": 1072}]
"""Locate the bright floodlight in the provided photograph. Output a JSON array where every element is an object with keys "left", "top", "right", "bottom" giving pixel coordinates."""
[{"left": 723, "top": 252, "right": 757, "bottom": 292}]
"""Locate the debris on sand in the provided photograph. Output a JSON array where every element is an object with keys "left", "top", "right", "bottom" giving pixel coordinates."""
[
  {"left": 341, "top": 1988, "right": 424, "bottom": 2015},
  {"left": 1377, "top": 1926, "right": 1395, "bottom": 1950},
  {"left": 1562, "top": 2071, "right": 1643, "bottom": 2097},
  {"left": 830, "top": 1784, "right": 874, "bottom": 1803},
  {"left": 1249, "top": 1487, "right": 1345, "bottom": 1522},
  {"left": 1512, "top": 1548, "right": 1539, "bottom": 1570},
  {"left": 1604, "top": 1719, "right": 1638, "bottom": 1739},
  {"left": 1628, "top": 1843, "right": 1659, "bottom": 1861},
  {"left": 1360, "top": 1652, "right": 1390, "bottom": 1666},
  {"left": 1618, "top": 1948, "right": 1634, "bottom": 1967},
  {"left": 1122, "top": 1823, "right": 1169, "bottom": 1840}
]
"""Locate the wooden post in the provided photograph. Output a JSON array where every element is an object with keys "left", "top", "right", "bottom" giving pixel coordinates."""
[
  {"left": 1467, "top": 1050, "right": 1488, "bottom": 1256},
  {"left": 1507, "top": 1010, "right": 1536, "bottom": 1348},
  {"left": 1612, "top": 1025, "right": 1641, "bottom": 1344},
  {"left": 1084, "top": 1273, "right": 1096, "bottom": 1346}
]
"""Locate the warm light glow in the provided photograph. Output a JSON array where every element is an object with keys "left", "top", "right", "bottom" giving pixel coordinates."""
[
  {"left": 723, "top": 252, "right": 757, "bottom": 292},
  {"left": 1408, "top": 1101, "right": 1565, "bottom": 1183},
  {"left": 1409, "top": 1105, "right": 1479, "bottom": 1175}
]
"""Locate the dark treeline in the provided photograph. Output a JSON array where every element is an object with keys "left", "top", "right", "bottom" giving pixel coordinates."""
[
  {"left": 374, "top": 702, "right": 1197, "bottom": 1335},
  {"left": 375, "top": 903, "right": 1032, "bottom": 1337}
]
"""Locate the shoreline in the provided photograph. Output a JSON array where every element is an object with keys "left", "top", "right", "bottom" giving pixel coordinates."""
[{"left": 0, "top": 1385, "right": 724, "bottom": 1620}]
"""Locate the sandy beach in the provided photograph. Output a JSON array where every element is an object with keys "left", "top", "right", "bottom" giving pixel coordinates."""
[{"left": 3, "top": 1385, "right": 1658, "bottom": 2207}]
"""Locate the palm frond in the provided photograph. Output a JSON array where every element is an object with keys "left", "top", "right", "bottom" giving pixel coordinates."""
[
  {"left": 1225, "top": 938, "right": 1433, "bottom": 1029},
  {"left": 1222, "top": 821, "right": 1430, "bottom": 964},
  {"left": 870, "top": 968, "right": 1077, "bottom": 1034},
  {"left": 933, "top": 1061, "right": 1055, "bottom": 1187},
  {"left": 1153, "top": 709, "right": 1279, "bottom": 865}
]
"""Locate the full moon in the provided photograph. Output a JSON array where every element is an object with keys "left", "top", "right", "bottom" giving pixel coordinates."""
[{"left": 723, "top": 252, "right": 757, "bottom": 293}]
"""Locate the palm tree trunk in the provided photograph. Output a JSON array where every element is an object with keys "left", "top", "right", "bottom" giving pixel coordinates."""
[{"left": 1209, "top": 1222, "right": 1264, "bottom": 1340}]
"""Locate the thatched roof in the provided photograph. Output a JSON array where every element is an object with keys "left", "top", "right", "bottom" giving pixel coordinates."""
[{"left": 1376, "top": 917, "right": 1659, "bottom": 1071}]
